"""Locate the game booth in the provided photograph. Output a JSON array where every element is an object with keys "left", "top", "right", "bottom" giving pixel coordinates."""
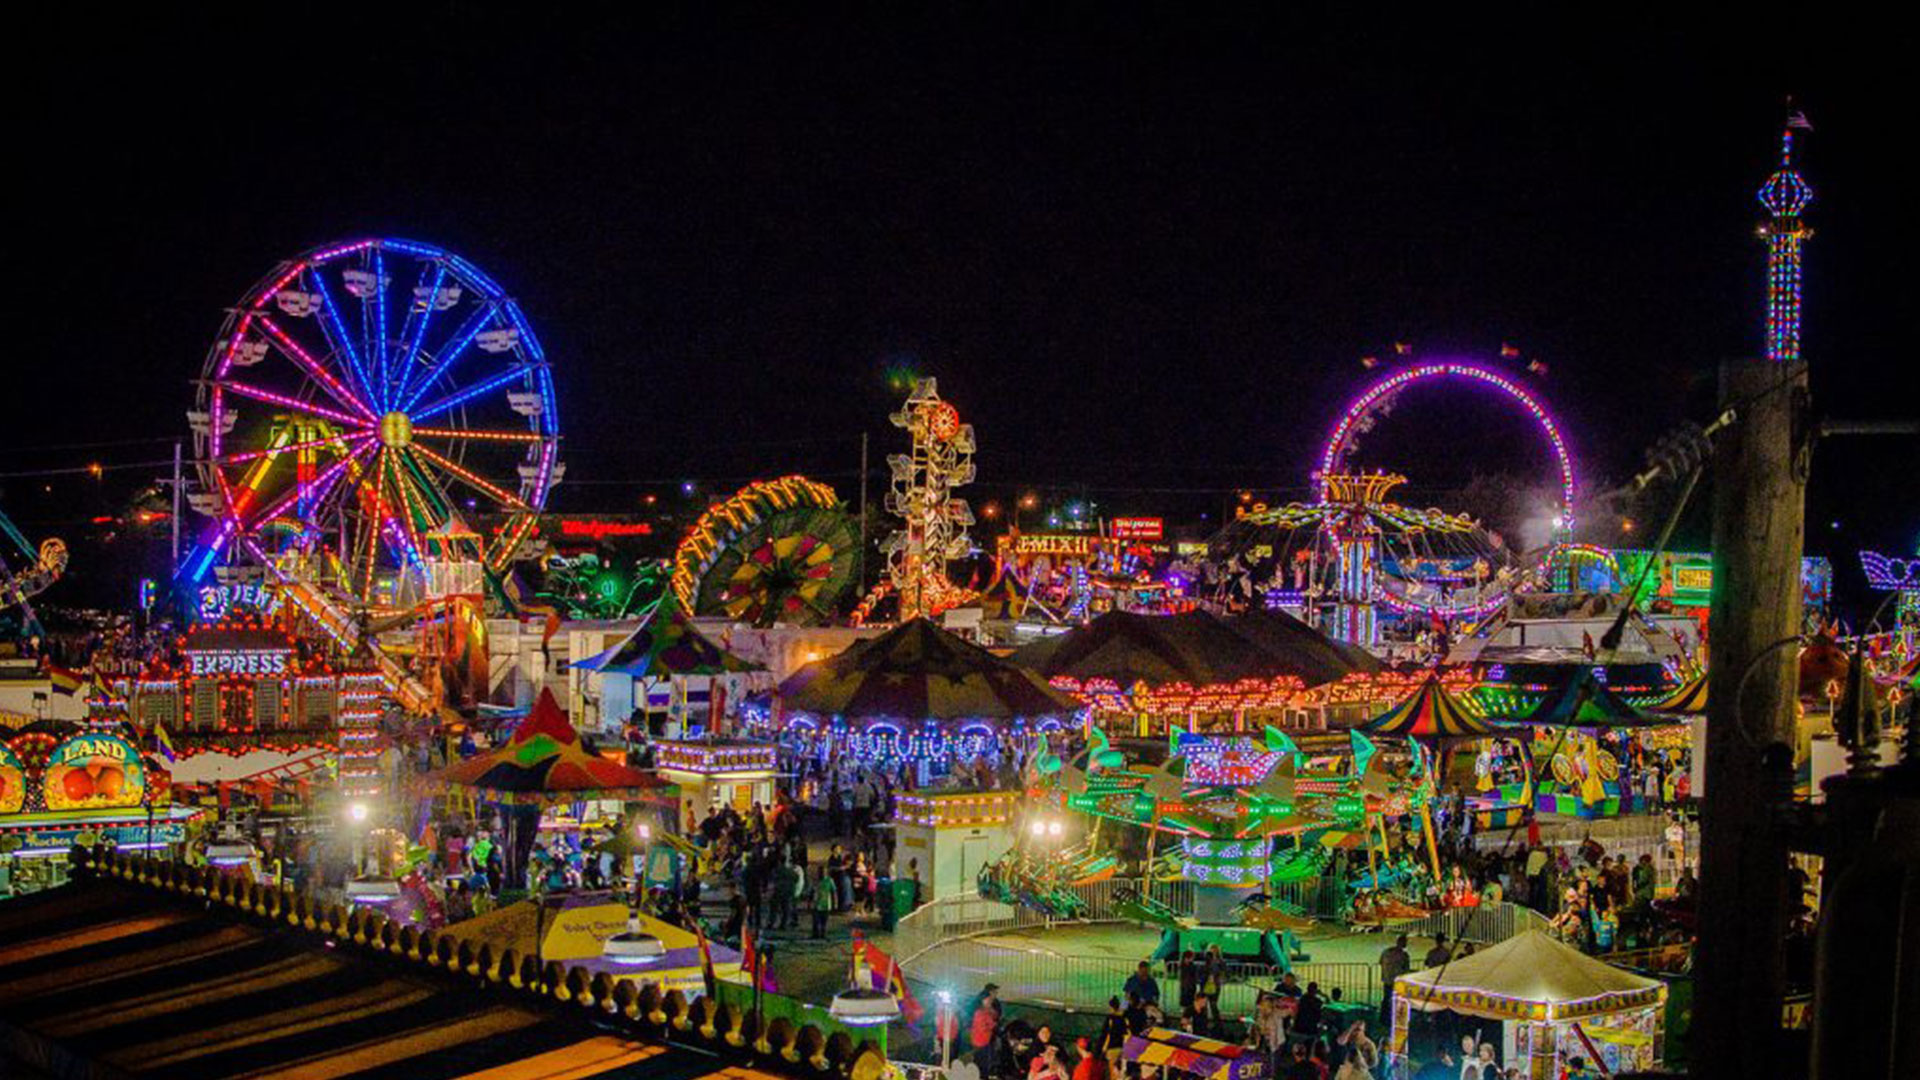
[
  {"left": 1, "top": 728, "right": 203, "bottom": 896},
  {"left": 1388, "top": 930, "right": 1666, "bottom": 1079}
]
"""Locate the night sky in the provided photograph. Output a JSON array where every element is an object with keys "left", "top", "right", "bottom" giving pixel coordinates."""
[{"left": 6, "top": 8, "right": 1915, "bottom": 614}]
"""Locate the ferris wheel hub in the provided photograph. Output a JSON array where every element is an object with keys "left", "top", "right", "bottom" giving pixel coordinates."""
[{"left": 378, "top": 411, "right": 413, "bottom": 448}]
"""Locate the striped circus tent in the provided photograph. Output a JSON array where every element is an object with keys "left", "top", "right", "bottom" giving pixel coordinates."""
[
  {"left": 1360, "top": 673, "right": 1495, "bottom": 737},
  {"left": 1651, "top": 670, "right": 1708, "bottom": 715},
  {"left": 0, "top": 878, "right": 789, "bottom": 1080},
  {"left": 777, "top": 617, "right": 1079, "bottom": 722},
  {"left": 441, "top": 688, "right": 672, "bottom": 805}
]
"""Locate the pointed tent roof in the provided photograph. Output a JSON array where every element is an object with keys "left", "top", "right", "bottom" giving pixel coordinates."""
[
  {"left": 1509, "top": 667, "right": 1664, "bottom": 727},
  {"left": 1222, "top": 608, "right": 1383, "bottom": 686},
  {"left": 1361, "top": 673, "right": 1495, "bottom": 737},
  {"left": 1651, "top": 670, "right": 1708, "bottom": 715},
  {"left": 571, "top": 603, "right": 762, "bottom": 678},
  {"left": 778, "top": 618, "right": 1079, "bottom": 721},
  {"left": 441, "top": 689, "right": 674, "bottom": 804},
  {"left": 1013, "top": 610, "right": 1351, "bottom": 688},
  {"left": 1395, "top": 929, "right": 1665, "bottom": 1023}
]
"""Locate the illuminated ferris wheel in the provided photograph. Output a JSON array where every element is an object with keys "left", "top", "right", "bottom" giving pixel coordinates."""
[{"left": 183, "top": 238, "right": 561, "bottom": 605}]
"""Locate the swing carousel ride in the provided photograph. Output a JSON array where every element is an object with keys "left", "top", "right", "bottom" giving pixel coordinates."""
[
  {"left": 981, "top": 724, "right": 1442, "bottom": 951},
  {"left": 1189, "top": 358, "right": 1578, "bottom": 648}
]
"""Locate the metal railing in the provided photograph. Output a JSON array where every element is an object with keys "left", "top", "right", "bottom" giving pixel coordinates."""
[
  {"left": 903, "top": 930, "right": 1380, "bottom": 1013},
  {"left": 1392, "top": 901, "right": 1555, "bottom": 946}
]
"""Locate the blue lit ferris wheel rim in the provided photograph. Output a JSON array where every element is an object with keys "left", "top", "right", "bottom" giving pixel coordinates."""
[{"left": 189, "top": 237, "right": 560, "bottom": 584}]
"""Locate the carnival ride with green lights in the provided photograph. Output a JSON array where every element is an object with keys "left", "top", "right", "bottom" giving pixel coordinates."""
[{"left": 984, "top": 723, "right": 1445, "bottom": 959}]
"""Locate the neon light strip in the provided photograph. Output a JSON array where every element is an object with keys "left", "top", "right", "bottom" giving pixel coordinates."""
[
  {"left": 410, "top": 364, "right": 528, "bottom": 425},
  {"left": 371, "top": 248, "right": 389, "bottom": 410},
  {"left": 309, "top": 266, "right": 377, "bottom": 407},
  {"left": 397, "top": 261, "right": 447, "bottom": 404},
  {"left": 408, "top": 442, "right": 530, "bottom": 509},
  {"left": 399, "top": 301, "right": 497, "bottom": 412},
  {"left": 255, "top": 315, "right": 380, "bottom": 420},
  {"left": 409, "top": 427, "right": 547, "bottom": 442},
  {"left": 219, "top": 381, "right": 368, "bottom": 429},
  {"left": 219, "top": 432, "right": 354, "bottom": 466},
  {"left": 1318, "top": 360, "right": 1577, "bottom": 527}
]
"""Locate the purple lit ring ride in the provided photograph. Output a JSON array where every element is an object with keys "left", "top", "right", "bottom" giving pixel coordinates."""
[
  {"left": 185, "top": 238, "right": 559, "bottom": 595},
  {"left": 1315, "top": 360, "right": 1576, "bottom": 529}
]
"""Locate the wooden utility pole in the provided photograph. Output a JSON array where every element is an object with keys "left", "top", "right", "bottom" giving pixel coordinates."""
[{"left": 1693, "top": 357, "right": 1809, "bottom": 1076}]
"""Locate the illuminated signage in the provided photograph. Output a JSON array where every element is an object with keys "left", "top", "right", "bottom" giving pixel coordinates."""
[
  {"left": 44, "top": 733, "right": 146, "bottom": 811},
  {"left": 559, "top": 519, "right": 654, "bottom": 539},
  {"left": 188, "top": 649, "right": 293, "bottom": 677},
  {"left": 1672, "top": 565, "right": 1713, "bottom": 594},
  {"left": 1111, "top": 517, "right": 1164, "bottom": 541},
  {"left": 1013, "top": 534, "right": 1096, "bottom": 557},
  {"left": 198, "top": 582, "right": 282, "bottom": 622}
]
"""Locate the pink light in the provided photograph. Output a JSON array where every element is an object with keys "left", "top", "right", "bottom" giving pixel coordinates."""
[
  {"left": 256, "top": 315, "right": 380, "bottom": 420},
  {"left": 220, "top": 382, "right": 368, "bottom": 428},
  {"left": 1317, "top": 360, "right": 1577, "bottom": 527},
  {"left": 251, "top": 261, "right": 310, "bottom": 311}
]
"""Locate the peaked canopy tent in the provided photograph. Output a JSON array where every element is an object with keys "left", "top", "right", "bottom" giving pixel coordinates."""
[
  {"left": 571, "top": 602, "right": 764, "bottom": 737},
  {"left": 1499, "top": 669, "right": 1680, "bottom": 819},
  {"left": 773, "top": 618, "right": 1080, "bottom": 778},
  {"left": 1361, "top": 674, "right": 1495, "bottom": 738},
  {"left": 1389, "top": 930, "right": 1666, "bottom": 1078},
  {"left": 1012, "top": 609, "right": 1383, "bottom": 737},
  {"left": 441, "top": 688, "right": 675, "bottom": 882}
]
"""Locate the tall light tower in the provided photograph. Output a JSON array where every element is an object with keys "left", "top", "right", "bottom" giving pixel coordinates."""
[{"left": 1757, "top": 113, "right": 1814, "bottom": 362}]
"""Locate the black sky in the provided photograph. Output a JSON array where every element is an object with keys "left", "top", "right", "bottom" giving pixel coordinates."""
[{"left": 5, "top": 6, "right": 1915, "bottom": 611}]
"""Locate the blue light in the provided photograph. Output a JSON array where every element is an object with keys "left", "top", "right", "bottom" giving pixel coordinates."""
[
  {"left": 397, "top": 262, "right": 448, "bottom": 405},
  {"left": 371, "top": 249, "right": 390, "bottom": 409},
  {"left": 310, "top": 267, "right": 376, "bottom": 408},
  {"left": 411, "top": 364, "right": 527, "bottom": 424},
  {"left": 400, "top": 301, "right": 500, "bottom": 413}
]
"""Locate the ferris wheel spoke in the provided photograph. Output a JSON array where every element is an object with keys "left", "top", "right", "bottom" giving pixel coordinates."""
[
  {"left": 309, "top": 268, "right": 379, "bottom": 409},
  {"left": 397, "top": 300, "right": 497, "bottom": 413},
  {"left": 218, "top": 381, "right": 373, "bottom": 431},
  {"left": 393, "top": 262, "right": 448, "bottom": 409},
  {"left": 408, "top": 427, "right": 548, "bottom": 443},
  {"left": 218, "top": 431, "right": 358, "bottom": 466},
  {"left": 369, "top": 249, "right": 390, "bottom": 411},
  {"left": 409, "top": 364, "right": 533, "bottom": 426},
  {"left": 255, "top": 315, "right": 381, "bottom": 421},
  {"left": 237, "top": 436, "right": 374, "bottom": 531},
  {"left": 407, "top": 443, "right": 531, "bottom": 511}
]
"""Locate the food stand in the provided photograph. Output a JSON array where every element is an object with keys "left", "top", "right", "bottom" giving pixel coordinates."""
[
  {"left": 1389, "top": 930, "right": 1666, "bottom": 1078},
  {"left": 1, "top": 729, "right": 203, "bottom": 895}
]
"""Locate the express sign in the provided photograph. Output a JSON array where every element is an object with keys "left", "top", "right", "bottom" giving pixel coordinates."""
[{"left": 188, "top": 649, "right": 293, "bottom": 677}]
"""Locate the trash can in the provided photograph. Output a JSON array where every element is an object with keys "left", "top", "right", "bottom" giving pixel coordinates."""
[{"left": 882, "top": 875, "right": 918, "bottom": 930}]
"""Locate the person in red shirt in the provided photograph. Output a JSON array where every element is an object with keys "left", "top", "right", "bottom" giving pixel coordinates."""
[
  {"left": 1071, "top": 1038, "right": 1108, "bottom": 1080},
  {"left": 970, "top": 985, "right": 1001, "bottom": 1077}
]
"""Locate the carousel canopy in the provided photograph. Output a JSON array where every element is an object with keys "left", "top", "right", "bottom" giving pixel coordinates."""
[
  {"left": 1361, "top": 673, "right": 1495, "bottom": 737},
  {"left": 1013, "top": 609, "right": 1361, "bottom": 689},
  {"left": 441, "top": 689, "right": 673, "bottom": 805},
  {"left": 1509, "top": 668, "right": 1665, "bottom": 727},
  {"left": 1651, "top": 671, "right": 1708, "bottom": 715},
  {"left": 1395, "top": 929, "right": 1666, "bottom": 1023},
  {"left": 571, "top": 602, "right": 761, "bottom": 678},
  {"left": 1221, "top": 608, "right": 1383, "bottom": 685},
  {"left": 778, "top": 617, "right": 1079, "bottom": 721}
]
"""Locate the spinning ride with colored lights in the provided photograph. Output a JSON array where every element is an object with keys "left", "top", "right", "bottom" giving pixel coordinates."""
[
  {"left": 180, "top": 239, "right": 561, "bottom": 713},
  {"left": 671, "top": 476, "right": 859, "bottom": 628},
  {"left": 1014, "top": 724, "right": 1441, "bottom": 944},
  {"left": 854, "top": 378, "right": 978, "bottom": 623},
  {"left": 184, "top": 238, "right": 560, "bottom": 599},
  {"left": 1195, "top": 359, "right": 1575, "bottom": 647}
]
